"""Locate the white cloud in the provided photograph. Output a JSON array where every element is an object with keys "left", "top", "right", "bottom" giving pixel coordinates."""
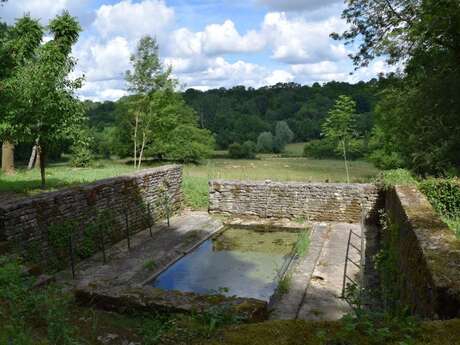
[
  {"left": 262, "top": 12, "right": 348, "bottom": 64},
  {"left": 93, "top": 0, "right": 174, "bottom": 41},
  {"left": 166, "top": 20, "right": 265, "bottom": 60},
  {"left": 74, "top": 36, "right": 131, "bottom": 82},
  {"left": 1, "top": 0, "right": 92, "bottom": 26},
  {"left": 265, "top": 70, "right": 294, "bottom": 85},
  {"left": 200, "top": 20, "right": 265, "bottom": 55},
  {"left": 257, "top": 0, "right": 342, "bottom": 12}
]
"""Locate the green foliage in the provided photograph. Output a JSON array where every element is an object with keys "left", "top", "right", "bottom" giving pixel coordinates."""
[
  {"left": 125, "top": 36, "right": 166, "bottom": 95},
  {"left": 419, "top": 179, "right": 460, "bottom": 237},
  {"left": 294, "top": 229, "right": 310, "bottom": 257},
  {"left": 228, "top": 141, "right": 257, "bottom": 159},
  {"left": 5, "top": 11, "right": 85, "bottom": 186},
  {"left": 166, "top": 124, "right": 215, "bottom": 163},
  {"left": 276, "top": 274, "right": 292, "bottom": 296},
  {"left": 336, "top": 0, "right": 460, "bottom": 175},
  {"left": 256, "top": 132, "right": 274, "bottom": 153},
  {"left": 322, "top": 95, "right": 357, "bottom": 183},
  {"left": 182, "top": 175, "right": 208, "bottom": 210},
  {"left": 322, "top": 95, "right": 356, "bottom": 145},
  {"left": 419, "top": 179, "right": 460, "bottom": 219},
  {"left": 182, "top": 82, "right": 379, "bottom": 149},
  {"left": 273, "top": 121, "right": 294, "bottom": 153},
  {"left": 374, "top": 169, "right": 417, "bottom": 190},
  {"left": 0, "top": 256, "right": 79, "bottom": 344},
  {"left": 303, "top": 139, "right": 339, "bottom": 159},
  {"left": 70, "top": 128, "right": 93, "bottom": 167}
]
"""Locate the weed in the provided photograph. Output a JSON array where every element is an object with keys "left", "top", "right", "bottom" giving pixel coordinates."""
[
  {"left": 276, "top": 274, "right": 292, "bottom": 296},
  {"left": 143, "top": 259, "right": 156, "bottom": 270},
  {"left": 294, "top": 228, "right": 310, "bottom": 257}
]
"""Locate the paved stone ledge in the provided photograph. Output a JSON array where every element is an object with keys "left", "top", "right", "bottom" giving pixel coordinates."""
[
  {"left": 75, "top": 284, "right": 267, "bottom": 322},
  {"left": 386, "top": 186, "right": 460, "bottom": 319}
]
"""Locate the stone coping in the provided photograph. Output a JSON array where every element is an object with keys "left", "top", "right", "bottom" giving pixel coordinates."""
[
  {"left": 0, "top": 164, "right": 181, "bottom": 209},
  {"left": 387, "top": 186, "right": 460, "bottom": 318}
]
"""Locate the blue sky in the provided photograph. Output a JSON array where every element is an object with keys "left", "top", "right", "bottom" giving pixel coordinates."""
[{"left": 1, "top": 0, "right": 390, "bottom": 101}]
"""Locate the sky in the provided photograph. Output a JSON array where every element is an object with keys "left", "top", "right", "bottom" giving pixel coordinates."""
[{"left": 1, "top": 0, "right": 391, "bottom": 101}]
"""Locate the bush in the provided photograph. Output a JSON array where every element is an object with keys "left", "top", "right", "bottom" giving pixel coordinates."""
[
  {"left": 257, "top": 132, "right": 274, "bottom": 153},
  {"left": 273, "top": 121, "right": 294, "bottom": 153},
  {"left": 242, "top": 140, "right": 257, "bottom": 159},
  {"left": 303, "top": 139, "right": 338, "bottom": 159},
  {"left": 228, "top": 141, "right": 256, "bottom": 159},
  {"left": 368, "top": 149, "right": 405, "bottom": 170},
  {"left": 166, "top": 125, "right": 215, "bottom": 163},
  {"left": 70, "top": 144, "right": 92, "bottom": 167},
  {"left": 374, "top": 169, "right": 417, "bottom": 189},
  {"left": 419, "top": 178, "right": 460, "bottom": 220}
]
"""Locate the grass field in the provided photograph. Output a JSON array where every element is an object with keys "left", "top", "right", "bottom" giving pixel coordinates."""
[{"left": 0, "top": 155, "right": 379, "bottom": 209}]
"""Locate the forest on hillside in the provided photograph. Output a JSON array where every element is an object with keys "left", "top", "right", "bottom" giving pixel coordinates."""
[{"left": 85, "top": 79, "right": 381, "bottom": 159}]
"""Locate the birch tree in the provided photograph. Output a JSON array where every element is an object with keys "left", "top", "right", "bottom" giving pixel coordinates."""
[
  {"left": 125, "top": 36, "right": 168, "bottom": 169},
  {"left": 322, "top": 95, "right": 357, "bottom": 183}
]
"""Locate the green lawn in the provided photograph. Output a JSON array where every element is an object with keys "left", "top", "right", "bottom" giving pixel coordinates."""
[
  {"left": 183, "top": 156, "right": 378, "bottom": 209},
  {"left": 0, "top": 156, "right": 379, "bottom": 209},
  {"left": 283, "top": 142, "right": 306, "bottom": 157}
]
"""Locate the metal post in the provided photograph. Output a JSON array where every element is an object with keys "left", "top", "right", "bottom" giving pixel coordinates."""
[
  {"left": 147, "top": 202, "right": 153, "bottom": 237},
  {"left": 100, "top": 226, "right": 106, "bottom": 264},
  {"left": 124, "top": 208, "right": 131, "bottom": 250},
  {"left": 68, "top": 232, "right": 76, "bottom": 280}
]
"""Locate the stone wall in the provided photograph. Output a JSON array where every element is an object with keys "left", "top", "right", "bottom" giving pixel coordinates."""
[
  {"left": 0, "top": 165, "right": 182, "bottom": 261},
  {"left": 209, "top": 180, "right": 382, "bottom": 223},
  {"left": 385, "top": 186, "right": 460, "bottom": 319}
]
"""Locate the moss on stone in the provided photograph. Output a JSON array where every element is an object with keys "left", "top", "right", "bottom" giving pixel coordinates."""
[{"left": 199, "top": 319, "right": 460, "bottom": 345}]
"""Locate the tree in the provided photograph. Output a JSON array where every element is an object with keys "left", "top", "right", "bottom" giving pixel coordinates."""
[
  {"left": 273, "top": 121, "right": 294, "bottom": 153},
  {"left": 257, "top": 132, "right": 274, "bottom": 153},
  {"left": 1, "top": 16, "right": 43, "bottom": 174},
  {"left": 335, "top": 0, "right": 460, "bottom": 174},
  {"left": 7, "top": 11, "right": 85, "bottom": 187},
  {"left": 125, "top": 36, "right": 169, "bottom": 168},
  {"left": 322, "top": 96, "right": 356, "bottom": 183},
  {"left": 142, "top": 87, "right": 214, "bottom": 162}
]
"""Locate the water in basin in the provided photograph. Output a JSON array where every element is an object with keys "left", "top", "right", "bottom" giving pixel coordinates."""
[{"left": 149, "top": 227, "right": 299, "bottom": 301}]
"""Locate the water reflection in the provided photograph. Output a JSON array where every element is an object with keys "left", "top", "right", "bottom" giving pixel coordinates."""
[{"left": 150, "top": 228, "right": 297, "bottom": 301}]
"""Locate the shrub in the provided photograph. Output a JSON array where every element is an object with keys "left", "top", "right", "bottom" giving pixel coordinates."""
[
  {"left": 228, "top": 141, "right": 256, "bottom": 159},
  {"left": 374, "top": 169, "right": 417, "bottom": 190},
  {"left": 70, "top": 143, "right": 92, "bottom": 167},
  {"left": 241, "top": 140, "right": 257, "bottom": 159},
  {"left": 368, "top": 149, "right": 405, "bottom": 170},
  {"left": 303, "top": 139, "right": 338, "bottom": 159},
  {"left": 273, "top": 121, "right": 294, "bottom": 153},
  {"left": 419, "top": 178, "right": 460, "bottom": 220},
  {"left": 257, "top": 132, "right": 274, "bottom": 153},
  {"left": 228, "top": 143, "right": 243, "bottom": 158}
]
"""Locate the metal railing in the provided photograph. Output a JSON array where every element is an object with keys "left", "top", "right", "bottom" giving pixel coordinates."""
[{"left": 341, "top": 210, "right": 366, "bottom": 305}]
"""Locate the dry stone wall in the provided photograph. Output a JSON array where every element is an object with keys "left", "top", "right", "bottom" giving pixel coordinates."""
[
  {"left": 0, "top": 165, "right": 182, "bottom": 261},
  {"left": 385, "top": 186, "right": 460, "bottom": 319},
  {"left": 209, "top": 180, "right": 382, "bottom": 223}
]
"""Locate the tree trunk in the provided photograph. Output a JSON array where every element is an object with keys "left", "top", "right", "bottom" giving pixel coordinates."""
[
  {"left": 28, "top": 145, "right": 38, "bottom": 170},
  {"left": 138, "top": 131, "right": 146, "bottom": 169},
  {"left": 1, "top": 140, "right": 15, "bottom": 175},
  {"left": 34, "top": 147, "right": 41, "bottom": 169},
  {"left": 342, "top": 139, "right": 350, "bottom": 184},
  {"left": 133, "top": 113, "right": 139, "bottom": 168},
  {"left": 38, "top": 145, "right": 46, "bottom": 189}
]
